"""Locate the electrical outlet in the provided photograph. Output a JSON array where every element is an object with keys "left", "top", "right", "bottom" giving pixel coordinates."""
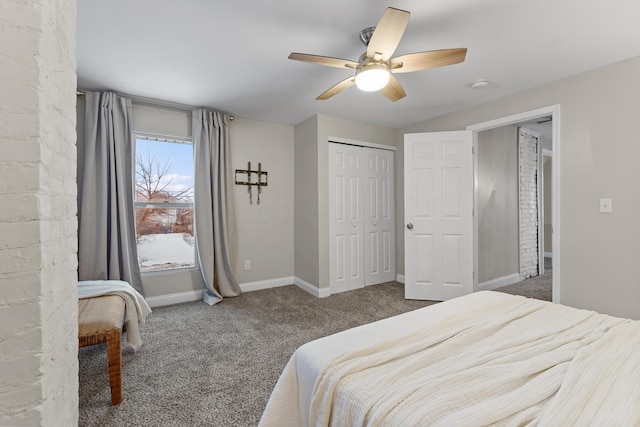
[
  {"left": 244, "top": 260, "right": 251, "bottom": 270},
  {"left": 599, "top": 198, "right": 612, "bottom": 213}
]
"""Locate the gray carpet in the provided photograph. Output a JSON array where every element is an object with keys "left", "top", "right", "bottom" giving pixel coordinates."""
[
  {"left": 79, "top": 272, "right": 551, "bottom": 426},
  {"left": 493, "top": 257, "right": 552, "bottom": 302}
]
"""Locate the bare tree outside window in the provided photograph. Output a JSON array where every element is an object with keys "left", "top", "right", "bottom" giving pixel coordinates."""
[
  {"left": 135, "top": 150, "right": 193, "bottom": 238},
  {"left": 136, "top": 151, "right": 193, "bottom": 202}
]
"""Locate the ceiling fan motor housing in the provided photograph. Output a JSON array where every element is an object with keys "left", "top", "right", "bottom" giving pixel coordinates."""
[{"left": 359, "top": 26, "right": 376, "bottom": 45}]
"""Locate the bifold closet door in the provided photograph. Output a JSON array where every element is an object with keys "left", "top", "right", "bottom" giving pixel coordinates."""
[
  {"left": 329, "top": 143, "right": 396, "bottom": 294},
  {"left": 363, "top": 148, "right": 395, "bottom": 286},
  {"left": 329, "top": 143, "right": 365, "bottom": 294}
]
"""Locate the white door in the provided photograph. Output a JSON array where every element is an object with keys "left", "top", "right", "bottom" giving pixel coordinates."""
[
  {"left": 364, "top": 148, "right": 395, "bottom": 285},
  {"left": 329, "top": 143, "right": 364, "bottom": 293},
  {"left": 404, "top": 131, "right": 473, "bottom": 300}
]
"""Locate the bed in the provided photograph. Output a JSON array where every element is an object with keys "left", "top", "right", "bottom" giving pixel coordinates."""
[{"left": 259, "top": 291, "right": 640, "bottom": 426}]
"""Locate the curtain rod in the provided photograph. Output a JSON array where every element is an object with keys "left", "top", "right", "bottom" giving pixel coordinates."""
[{"left": 75, "top": 90, "right": 234, "bottom": 120}]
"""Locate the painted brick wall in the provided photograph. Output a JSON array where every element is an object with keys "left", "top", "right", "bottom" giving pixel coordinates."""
[
  {"left": 0, "top": 0, "right": 78, "bottom": 425},
  {"left": 519, "top": 131, "right": 539, "bottom": 279}
]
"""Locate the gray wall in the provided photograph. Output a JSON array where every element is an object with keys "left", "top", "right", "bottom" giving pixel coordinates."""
[
  {"left": 293, "top": 116, "right": 320, "bottom": 287},
  {"left": 477, "top": 126, "right": 519, "bottom": 283},
  {"left": 231, "top": 117, "right": 294, "bottom": 284},
  {"left": 133, "top": 102, "right": 192, "bottom": 137},
  {"left": 400, "top": 54, "right": 640, "bottom": 319}
]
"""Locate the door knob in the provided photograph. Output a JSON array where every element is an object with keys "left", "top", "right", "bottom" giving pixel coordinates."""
[
  {"left": 407, "top": 223, "right": 413, "bottom": 230},
  {"left": 373, "top": 222, "right": 377, "bottom": 226}
]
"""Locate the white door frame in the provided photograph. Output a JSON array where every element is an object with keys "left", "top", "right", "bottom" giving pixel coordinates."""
[{"left": 467, "top": 104, "right": 560, "bottom": 303}]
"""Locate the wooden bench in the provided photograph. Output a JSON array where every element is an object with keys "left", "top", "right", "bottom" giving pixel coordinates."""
[{"left": 78, "top": 295, "right": 126, "bottom": 405}]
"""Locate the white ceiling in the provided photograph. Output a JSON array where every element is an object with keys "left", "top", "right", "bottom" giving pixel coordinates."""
[{"left": 77, "top": 0, "right": 640, "bottom": 129}]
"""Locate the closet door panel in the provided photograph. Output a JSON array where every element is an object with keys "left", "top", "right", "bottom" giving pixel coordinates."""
[
  {"left": 364, "top": 147, "right": 395, "bottom": 286},
  {"left": 329, "top": 144, "right": 364, "bottom": 293}
]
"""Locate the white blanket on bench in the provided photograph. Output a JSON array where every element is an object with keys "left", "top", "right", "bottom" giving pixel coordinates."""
[{"left": 78, "top": 280, "right": 152, "bottom": 351}]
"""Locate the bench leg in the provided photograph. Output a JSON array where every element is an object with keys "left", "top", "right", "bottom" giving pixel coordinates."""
[{"left": 105, "top": 330, "right": 122, "bottom": 405}]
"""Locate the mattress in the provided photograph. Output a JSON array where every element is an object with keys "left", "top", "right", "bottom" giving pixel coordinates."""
[{"left": 259, "top": 291, "right": 640, "bottom": 426}]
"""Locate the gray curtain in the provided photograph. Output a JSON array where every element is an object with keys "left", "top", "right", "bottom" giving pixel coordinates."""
[
  {"left": 193, "top": 109, "right": 241, "bottom": 305},
  {"left": 78, "top": 92, "right": 143, "bottom": 294}
]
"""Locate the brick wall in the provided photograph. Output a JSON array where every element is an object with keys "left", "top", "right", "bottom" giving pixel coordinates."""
[
  {"left": 519, "top": 130, "right": 539, "bottom": 279},
  {"left": 0, "top": 0, "right": 78, "bottom": 425}
]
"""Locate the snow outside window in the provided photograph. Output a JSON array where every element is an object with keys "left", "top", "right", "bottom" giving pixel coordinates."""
[{"left": 134, "top": 134, "right": 195, "bottom": 272}]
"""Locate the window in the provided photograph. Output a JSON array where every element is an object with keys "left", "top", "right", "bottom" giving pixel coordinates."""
[{"left": 134, "top": 133, "right": 195, "bottom": 272}]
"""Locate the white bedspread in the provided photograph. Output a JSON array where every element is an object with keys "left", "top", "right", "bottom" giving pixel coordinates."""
[
  {"left": 259, "top": 291, "right": 640, "bottom": 426},
  {"left": 78, "top": 280, "right": 152, "bottom": 351}
]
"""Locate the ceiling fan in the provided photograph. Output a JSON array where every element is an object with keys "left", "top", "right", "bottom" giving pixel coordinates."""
[{"left": 288, "top": 7, "right": 467, "bottom": 102}]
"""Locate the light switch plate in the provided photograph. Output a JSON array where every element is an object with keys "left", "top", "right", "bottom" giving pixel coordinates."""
[{"left": 600, "top": 198, "right": 612, "bottom": 213}]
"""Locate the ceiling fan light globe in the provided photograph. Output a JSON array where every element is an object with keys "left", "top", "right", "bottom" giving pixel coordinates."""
[{"left": 355, "top": 66, "right": 390, "bottom": 92}]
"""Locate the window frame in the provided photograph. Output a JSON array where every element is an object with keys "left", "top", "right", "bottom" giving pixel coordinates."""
[{"left": 132, "top": 131, "right": 197, "bottom": 273}]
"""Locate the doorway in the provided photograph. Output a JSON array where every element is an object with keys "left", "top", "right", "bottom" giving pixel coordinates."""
[{"left": 468, "top": 105, "right": 560, "bottom": 303}]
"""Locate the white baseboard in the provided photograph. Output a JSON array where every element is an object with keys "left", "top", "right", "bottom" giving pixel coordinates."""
[
  {"left": 239, "top": 276, "right": 294, "bottom": 292},
  {"left": 478, "top": 273, "right": 521, "bottom": 291},
  {"left": 146, "top": 276, "right": 314, "bottom": 307},
  {"left": 294, "top": 276, "right": 330, "bottom": 298},
  {"left": 396, "top": 274, "right": 405, "bottom": 284},
  {"left": 146, "top": 290, "right": 203, "bottom": 308}
]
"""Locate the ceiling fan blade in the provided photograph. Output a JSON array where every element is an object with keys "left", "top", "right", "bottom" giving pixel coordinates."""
[
  {"left": 316, "top": 76, "right": 356, "bottom": 100},
  {"left": 380, "top": 75, "right": 406, "bottom": 102},
  {"left": 288, "top": 53, "right": 359, "bottom": 69},
  {"left": 367, "top": 7, "right": 410, "bottom": 61},
  {"left": 390, "top": 48, "right": 467, "bottom": 73}
]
